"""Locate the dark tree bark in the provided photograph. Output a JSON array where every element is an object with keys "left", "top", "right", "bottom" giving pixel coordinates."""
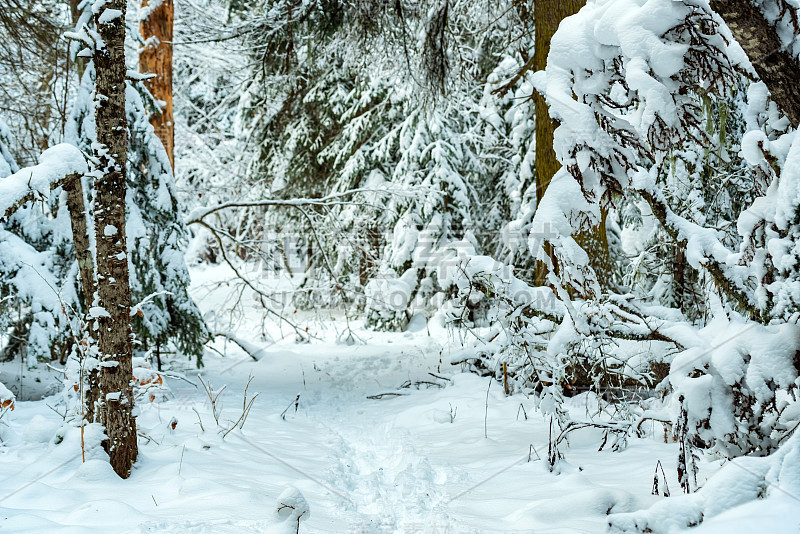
[
  {"left": 93, "top": 0, "right": 138, "bottom": 479},
  {"left": 533, "top": 1, "right": 584, "bottom": 207},
  {"left": 711, "top": 0, "right": 800, "bottom": 128},
  {"left": 533, "top": 0, "right": 610, "bottom": 288},
  {"left": 139, "top": 0, "right": 175, "bottom": 168}
]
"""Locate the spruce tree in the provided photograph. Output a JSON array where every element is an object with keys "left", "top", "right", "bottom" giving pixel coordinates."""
[
  {"left": 0, "top": 117, "right": 80, "bottom": 365},
  {"left": 66, "top": 68, "right": 209, "bottom": 366}
]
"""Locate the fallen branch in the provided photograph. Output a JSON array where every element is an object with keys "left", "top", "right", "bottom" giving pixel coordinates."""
[
  {"left": 399, "top": 379, "right": 444, "bottom": 389},
  {"left": 214, "top": 332, "right": 269, "bottom": 361},
  {"left": 366, "top": 392, "right": 407, "bottom": 400}
]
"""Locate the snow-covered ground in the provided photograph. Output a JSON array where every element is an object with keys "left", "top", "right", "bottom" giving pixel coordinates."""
[{"left": 0, "top": 265, "right": 794, "bottom": 533}]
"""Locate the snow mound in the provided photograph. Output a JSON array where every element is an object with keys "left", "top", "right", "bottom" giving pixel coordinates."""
[
  {"left": 265, "top": 486, "right": 310, "bottom": 534},
  {"left": 609, "top": 432, "right": 800, "bottom": 533}
]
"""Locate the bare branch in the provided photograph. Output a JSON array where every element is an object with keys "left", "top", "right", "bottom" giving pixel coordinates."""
[{"left": 185, "top": 187, "right": 416, "bottom": 226}]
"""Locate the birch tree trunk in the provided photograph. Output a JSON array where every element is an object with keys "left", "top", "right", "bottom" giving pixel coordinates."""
[
  {"left": 139, "top": 0, "right": 175, "bottom": 168},
  {"left": 93, "top": 0, "right": 138, "bottom": 479}
]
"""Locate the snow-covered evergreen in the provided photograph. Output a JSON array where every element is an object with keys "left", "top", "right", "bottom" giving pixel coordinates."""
[{"left": 65, "top": 64, "right": 208, "bottom": 363}]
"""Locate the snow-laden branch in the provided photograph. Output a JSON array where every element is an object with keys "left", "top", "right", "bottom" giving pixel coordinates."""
[
  {"left": 0, "top": 144, "right": 87, "bottom": 221},
  {"left": 213, "top": 332, "right": 270, "bottom": 361},
  {"left": 447, "top": 254, "right": 689, "bottom": 348},
  {"left": 634, "top": 183, "right": 761, "bottom": 320}
]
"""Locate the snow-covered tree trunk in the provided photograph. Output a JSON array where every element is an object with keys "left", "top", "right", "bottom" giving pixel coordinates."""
[
  {"left": 93, "top": 0, "right": 138, "bottom": 478},
  {"left": 139, "top": 0, "right": 174, "bottom": 168},
  {"left": 533, "top": 0, "right": 580, "bottom": 207},
  {"left": 69, "top": 0, "right": 86, "bottom": 78},
  {"left": 711, "top": 0, "right": 800, "bottom": 127},
  {"left": 533, "top": 0, "right": 610, "bottom": 288}
]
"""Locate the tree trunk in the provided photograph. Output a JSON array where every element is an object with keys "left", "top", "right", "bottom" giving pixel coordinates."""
[
  {"left": 533, "top": 0, "right": 610, "bottom": 288},
  {"left": 93, "top": 0, "right": 138, "bottom": 479},
  {"left": 63, "top": 175, "right": 100, "bottom": 422},
  {"left": 533, "top": 1, "right": 583, "bottom": 203},
  {"left": 69, "top": 0, "right": 86, "bottom": 79},
  {"left": 64, "top": 176, "right": 95, "bottom": 311},
  {"left": 711, "top": 0, "right": 800, "bottom": 128},
  {"left": 574, "top": 212, "right": 611, "bottom": 290},
  {"left": 139, "top": 0, "right": 175, "bottom": 169}
]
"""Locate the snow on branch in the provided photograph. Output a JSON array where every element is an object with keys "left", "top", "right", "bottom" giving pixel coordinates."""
[
  {"left": 0, "top": 144, "right": 87, "bottom": 222},
  {"left": 634, "top": 181, "right": 760, "bottom": 320},
  {"left": 213, "top": 332, "right": 270, "bottom": 361},
  {"left": 528, "top": 0, "right": 769, "bottom": 316}
]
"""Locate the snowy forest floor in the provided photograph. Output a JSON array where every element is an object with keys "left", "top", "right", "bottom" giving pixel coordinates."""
[{"left": 0, "top": 265, "right": 795, "bottom": 533}]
